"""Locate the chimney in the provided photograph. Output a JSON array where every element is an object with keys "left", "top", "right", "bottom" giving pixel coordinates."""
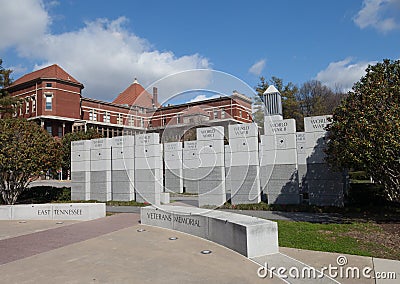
[{"left": 153, "top": 87, "right": 158, "bottom": 108}]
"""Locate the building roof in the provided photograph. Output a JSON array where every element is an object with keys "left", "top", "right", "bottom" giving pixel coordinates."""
[
  {"left": 10, "top": 64, "right": 82, "bottom": 87},
  {"left": 113, "top": 79, "right": 157, "bottom": 109},
  {"left": 182, "top": 106, "right": 209, "bottom": 117},
  {"left": 264, "top": 85, "right": 280, "bottom": 95}
]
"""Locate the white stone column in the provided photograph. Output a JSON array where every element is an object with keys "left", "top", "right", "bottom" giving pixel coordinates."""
[
  {"left": 229, "top": 123, "right": 261, "bottom": 204},
  {"left": 224, "top": 144, "right": 232, "bottom": 199},
  {"left": 164, "top": 142, "right": 183, "bottom": 193},
  {"left": 183, "top": 141, "right": 200, "bottom": 194},
  {"left": 260, "top": 118, "right": 300, "bottom": 204},
  {"left": 134, "top": 133, "right": 162, "bottom": 205},
  {"left": 196, "top": 126, "right": 226, "bottom": 207},
  {"left": 111, "top": 135, "right": 135, "bottom": 201},
  {"left": 302, "top": 115, "right": 345, "bottom": 206},
  {"left": 90, "top": 138, "right": 112, "bottom": 201},
  {"left": 71, "top": 140, "right": 91, "bottom": 200}
]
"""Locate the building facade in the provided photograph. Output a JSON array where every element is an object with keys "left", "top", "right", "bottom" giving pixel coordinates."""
[{"left": 5, "top": 64, "right": 253, "bottom": 140}]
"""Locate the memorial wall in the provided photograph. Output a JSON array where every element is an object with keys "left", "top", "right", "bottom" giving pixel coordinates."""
[{"left": 71, "top": 118, "right": 347, "bottom": 207}]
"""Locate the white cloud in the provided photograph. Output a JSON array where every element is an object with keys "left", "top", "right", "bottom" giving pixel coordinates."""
[
  {"left": 315, "top": 58, "right": 376, "bottom": 92},
  {"left": 354, "top": 0, "right": 400, "bottom": 33},
  {"left": 189, "top": 94, "right": 220, "bottom": 103},
  {"left": 3, "top": 1, "right": 211, "bottom": 102},
  {"left": 248, "top": 59, "right": 266, "bottom": 76},
  {"left": 0, "top": 0, "right": 50, "bottom": 49}
]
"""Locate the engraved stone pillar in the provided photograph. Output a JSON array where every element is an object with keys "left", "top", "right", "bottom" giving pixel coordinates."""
[
  {"left": 90, "top": 138, "right": 112, "bottom": 201},
  {"left": 229, "top": 123, "right": 261, "bottom": 204},
  {"left": 260, "top": 118, "right": 300, "bottom": 204},
  {"left": 111, "top": 135, "right": 135, "bottom": 201},
  {"left": 134, "top": 133, "right": 162, "bottom": 205},
  {"left": 196, "top": 126, "right": 226, "bottom": 207},
  {"left": 71, "top": 140, "right": 91, "bottom": 200},
  {"left": 164, "top": 142, "right": 183, "bottom": 193}
]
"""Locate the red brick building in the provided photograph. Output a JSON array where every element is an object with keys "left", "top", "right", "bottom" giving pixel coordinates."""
[{"left": 5, "top": 64, "right": 253, "bottom": 140}]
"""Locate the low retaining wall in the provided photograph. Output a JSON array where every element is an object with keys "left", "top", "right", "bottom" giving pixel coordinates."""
[
  {"left": 140, "top": 205, "right": 278, "bottom": 258},
  {"left": 0, "top": 203, "right": 106, "bottom": 221}
]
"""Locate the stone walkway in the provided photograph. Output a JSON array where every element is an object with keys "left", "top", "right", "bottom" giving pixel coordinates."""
[{"left": 0, "top": 213, "right": 398, "bottom": 283}]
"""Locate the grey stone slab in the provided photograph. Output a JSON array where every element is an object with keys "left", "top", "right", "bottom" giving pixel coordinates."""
[
  {"left": 71, "top": 160, "right": 90, "bottom": 172},
  {"left": 231, "top": 193, "right": 261, "bottom": 204},
  {"left": 208, "top": 217, "right": 248, "bottom": 255},
  {"left": 111, "top": 181, "right": 134, "bottom": 194},
  {"left": 183, "top": 168, "right": 212, "bottom": 180},
  {"left": 172, "top": 213, "right": 208, "bottom": 238},
  {"left": 134, "top": 181, "right": 162, "bottom": 193},
  {"left": 230, "top": 179, "right": 260, "bottom": 195},
  {"left": 198, "top": 167, "right": 224, "bottom": 181},
  {"left": 304, "top": 164, "right": 345, "bottom": 181},
  {"left": 230, "top": 151, "right": 259, "bottom": 166},
  {"left": 71, "top": 171, "right": 86, "bottom": 182},
  {"left": 304, "top": 180, "right": 344, "bottom": 195},
  {"left": 309, "top": 194, "right": 344, "bottom": 207},
  {"left": 164, "top": 179, "right": 183, "bottom": 194},
  {"left": 135, "top": 193, "right": 161, "bottom": 205},
  {"left": 111, "top": 170, "right": 134, "bottom": 183},
  {"left": 90, "top": 192, "right": 111, "bottom": 202},
  {"left": 165, "top": 168, "right": 183, "bottom": 179},
  {"left": 198, "top": 181, "right": 225, "bottom": 195},
  {"left": 259, "top": 148, "right": 298, "bottom": 165},
  {"left": 198, "top": 194, "right": 226, "bottom": 207},
  {"left": 71, "top": 147, "right": 90, "bottom": 161},
  {"left": 112, "top": 193, "right": 135, "bottom": 201},
  {"left": 267, "top": 193, "right": 301, "bottom": 204},
  {"left": 264, "top": 180, "right": 299, "bottom": 194},
  {"left": 183, "top": 180, "right": 198, "bottom": 194},
  {"left": 70, "top": 189, "right": 87, "bottom": 201},
  {"left": 141, "top": 205, "right": 279, "bottom": 258},
  {"left": 90, "top": 159, "right": 112, "bottom": 171},
  {"left": 134, "top": 169, "right": 162, "bottom": 182},
  {"left": 260, "top": 164, "right": 297, "bottom": 181}
]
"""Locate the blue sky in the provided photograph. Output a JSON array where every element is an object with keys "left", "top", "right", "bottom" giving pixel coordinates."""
[{"left": 1, "top": 0, "right": 400, "bottom": 104}]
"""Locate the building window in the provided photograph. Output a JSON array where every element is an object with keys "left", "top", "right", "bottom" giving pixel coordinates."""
[
  {"left": 213, "top": 109, "right": 218, "bottom": 119},
  {"left": 239, "top": 110, "right": 242, "bottom": 118},
  {"left": 103, "top": 112, "right": 110, "bottom": 123},
  {"left": 45, "top": 94, "right": 53, "bottom": 110},
  {"left": 46, "top": 125, "right": 52, "bottom": 136},
  {"left": 46, "top": 82, "right": 52, "bottom": 88},
  {"left": 117, "top": 114, "right": 123, "bottom": 125},
  {"left": 129, "top": 115, "right": 134, "bottom": 126},
  {"left": 89, "top": 110, "right": 97, "bottom": 121},
  {"left": 25, "top": 98, "right": 30, "bottom": 114},
  {"left": 176, "top": 114, "right": 181, "bottom": 124},
  {"left": 140, "top": 117, "right": 144, "bottom": 128},
  {"left": 162, "top": 118, "right": 167, "bottom": 126},
  {"left": 221, "top": 109, "right": 226, "bottom": 119},
  {"left": 58, "top": 126, "right": 63, "bottom": 137},
  {"left": 31, "top": 96, "right": 36, "bottom": 113}
]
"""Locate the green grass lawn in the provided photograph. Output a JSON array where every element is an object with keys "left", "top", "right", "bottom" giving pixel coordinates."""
[{"left": 277, "top": 220, "right": 400, "bottom": 260}]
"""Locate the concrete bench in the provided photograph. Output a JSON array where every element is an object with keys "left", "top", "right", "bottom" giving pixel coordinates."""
[
  {"left": 0, "top": 203, "right": 105, "bottom": 221},
  {"left": 140, "top": 205, "right": 278, "bottom": 258}
]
